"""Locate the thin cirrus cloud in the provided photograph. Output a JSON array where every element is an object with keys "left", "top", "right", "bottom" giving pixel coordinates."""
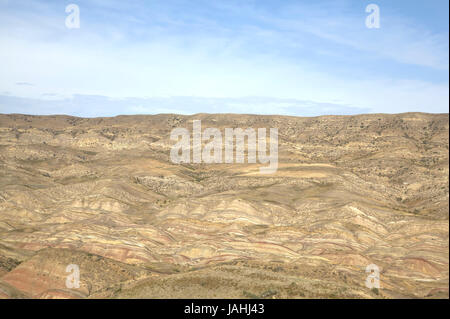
[
  {"left": 0, "top": 94, "right": 370, "bottom": 118},
  {"left": 0, "top": 0, "right": 448, "bottom": 116}
]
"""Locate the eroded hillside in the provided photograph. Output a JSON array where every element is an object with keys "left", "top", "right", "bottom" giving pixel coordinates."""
[{"left": 0, "top": 112, "right": 448, "bottom": 298}]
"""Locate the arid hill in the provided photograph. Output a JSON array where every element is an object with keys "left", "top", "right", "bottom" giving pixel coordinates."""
[{"left": 0, "top": 112, "right": 448, "bottom": 298}]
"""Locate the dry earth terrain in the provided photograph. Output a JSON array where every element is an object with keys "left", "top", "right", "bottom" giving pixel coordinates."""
[{"left": 0, "top": 112, "right": 448, "bottom": 299}]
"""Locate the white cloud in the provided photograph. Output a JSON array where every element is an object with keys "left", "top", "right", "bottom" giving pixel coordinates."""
[
  {"left": 0, "top": 94, "right": 370, "bottom": 117},
  {"left": 0, "top": 0, "right": 448, "bottom": 115}
]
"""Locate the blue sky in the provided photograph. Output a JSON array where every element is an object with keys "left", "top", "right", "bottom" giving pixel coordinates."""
[{"left": 0, "top": 0, "right": 448, "bottom": 116}]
